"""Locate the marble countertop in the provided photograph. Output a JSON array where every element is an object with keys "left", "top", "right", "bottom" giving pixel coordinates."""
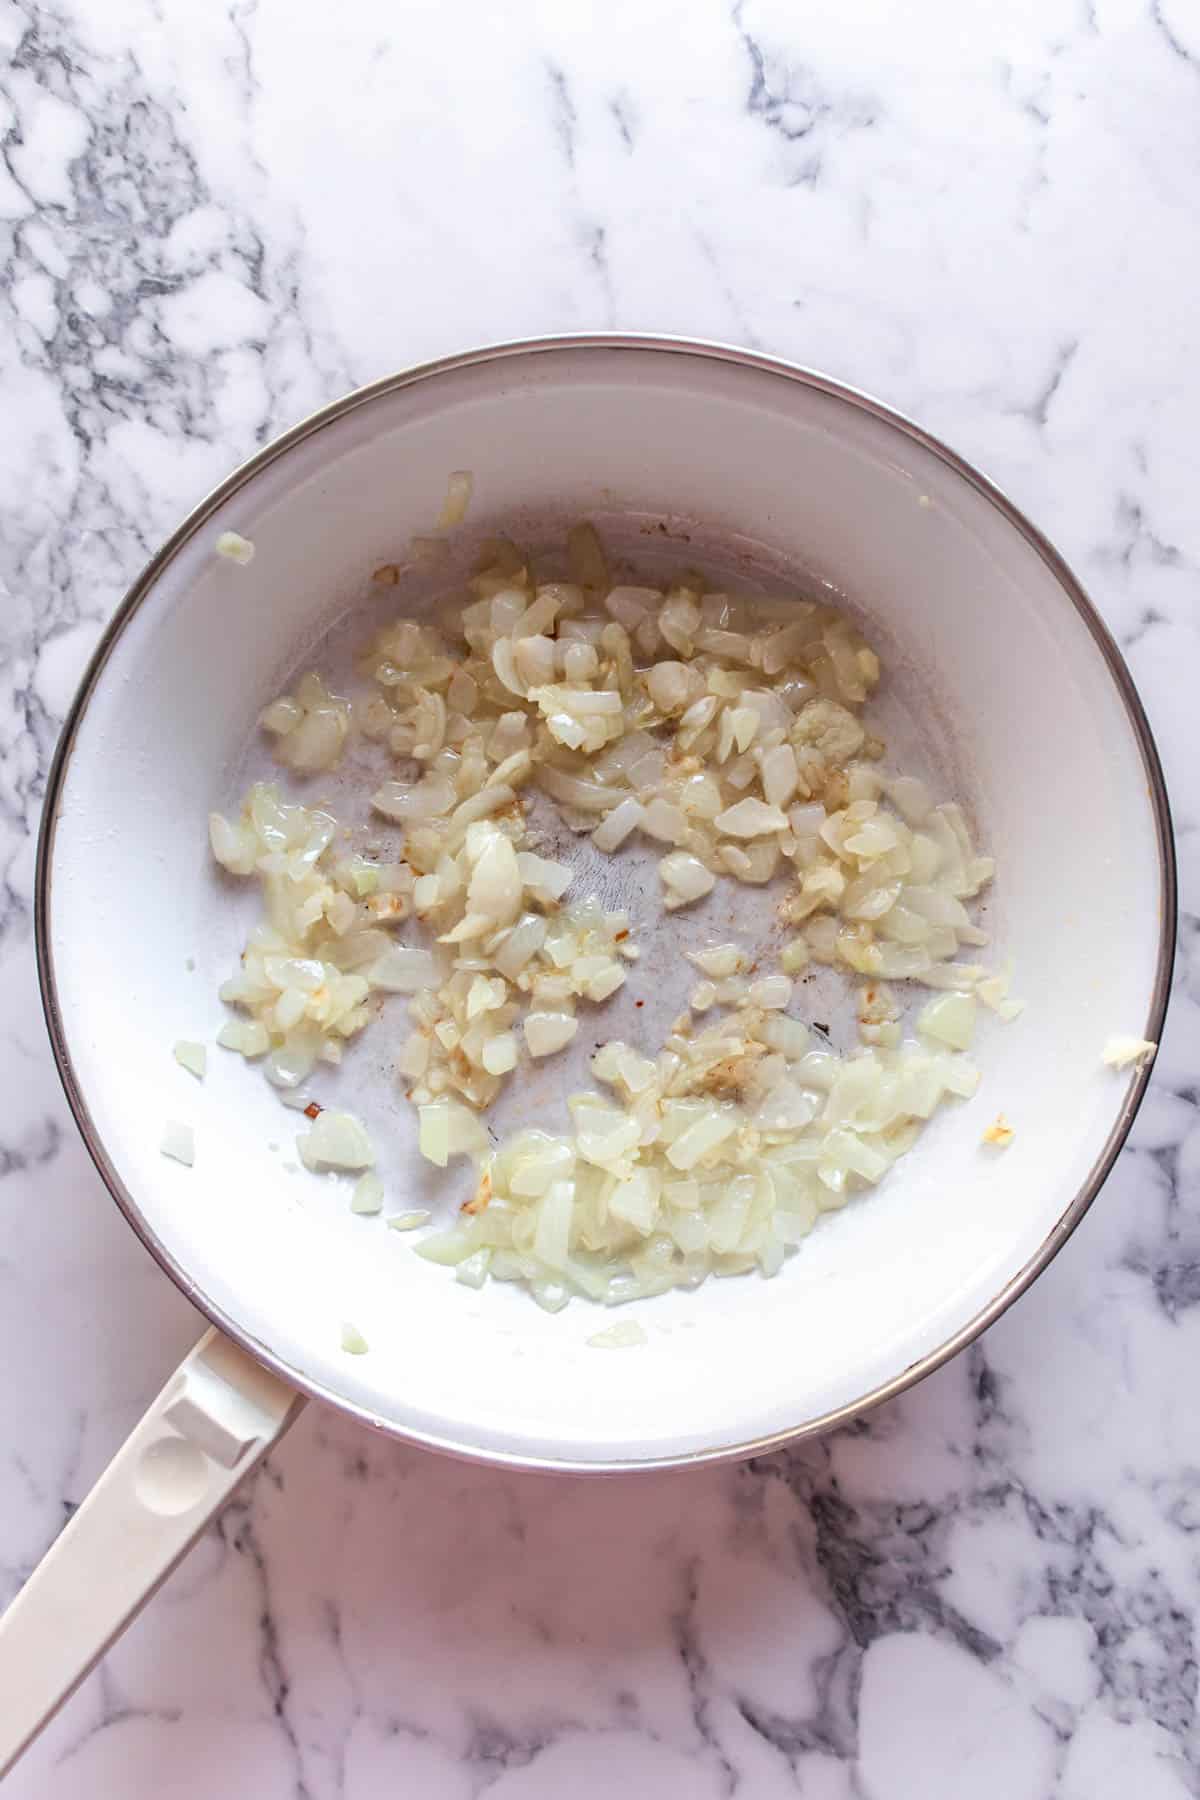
[{"left": 3, "top": 1, "right": 1199, "bottom": 1793}]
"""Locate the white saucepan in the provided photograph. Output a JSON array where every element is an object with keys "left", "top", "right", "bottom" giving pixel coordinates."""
[{"left": 0, "top": 337, "right": 1174, "bottom": 1773}]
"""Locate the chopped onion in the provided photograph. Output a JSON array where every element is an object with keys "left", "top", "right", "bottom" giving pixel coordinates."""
[
  {"left": 372, "top": 775, "right": 455, "bottom": 821},
  {"left": 592, "top": 797, "right": 644, "bottom": 853},
  {"left": 641, "top": 798, "right": 689, "bottom": 845},
  {"left": 525, "top": 1011, "right": 579, "bottom": 1058},
  {"left": 536, "top": 765, "right": 619, "bottom": 813},
  {"left": 780, "top": 938, "right": 809, "bottom": 975},
  {"left": 493, "top": 913, "right": 547, "bottom": 978},
  {"left": 467, "top": 830, "right": 523, "bottom": 926},
  {"left": 515, "top": 851, "right": 571, "bottom": 902},
  {"left": 418, "top": 1098, "right": 488, "bottom": 1166},
  {"left": 667, "top": 1110, "right": 738, "bottom": 1171},
  {"left": 369, "top": 947, "right": 444, "bottom": 992},
  {"left": 351, "top": 1172, "right": 384, "bottom": 1214},
  {"left": 659, "top": 853, "right": 716, "bottom": 909},
  {"left": 436, "top": 469, "right": 473, "bottom": 529},
  {"left": 298, "top": 1110, "right": 375, "bottom": 1172},
  {"left": 217, "top": 1019, "right": 270, "bottom": 1057},
  {"left": 161, "top": 1120, "right": 194, "bottom": 1166},
  {"left": 482, "top": 1031, "right": 519, "bottom": 1075},
  {"left": 687, "top": 944, "right": 748, "bottom": 979},
  {"left": 215, "top": 530, "right": 255, "bottom": 565},
  {"left": 1102, "top": 1036, "right": 1157, "bottom": 1070},
  {"left": 210, "top": 523, "right": 1011, "bottom": 1317},
  {"left": 209, "top": 811, "right": 257, "bottom": 876},
  {"left": 173, "top": 1040, "right": 207, "bottom": 1080},
  {"left": 714, "top": 797, "right": 789, "bottom": 838},
  {"left": 760, "top": 743, "right": 799, "bottom": 810},
  {"left": 917, "top": 992, "right": 977, "bottom": 1052}
]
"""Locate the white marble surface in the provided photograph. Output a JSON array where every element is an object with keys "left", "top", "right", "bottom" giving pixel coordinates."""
[{"left": 2, "top": 0, "right": 1199, "bottom": 1792}]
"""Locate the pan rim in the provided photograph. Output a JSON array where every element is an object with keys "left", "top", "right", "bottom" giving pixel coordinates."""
[{"left": 34, "top": 332, "right": 1177, "bottom": 1473}]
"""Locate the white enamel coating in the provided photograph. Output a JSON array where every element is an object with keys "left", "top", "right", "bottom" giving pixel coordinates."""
[
  {"left": 41, "top": 341, "right": 1171, "bottom": 1470},
  {"left": 0, "top": 1331, "right": 302, "bottom": 1777}
]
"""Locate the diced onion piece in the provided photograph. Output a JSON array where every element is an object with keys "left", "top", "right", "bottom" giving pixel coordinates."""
[
  {"left": 173, "top": 1040, "right": 207, "bottom": 1079},
  {"left": 646, "top": 660, "right": 700, "bottom": 713},
  {"left": 509, "top": 1134, "right": 575, "bottom": 1196},
  {"left": 981, "top": 1114, "right": 1014, "bottom": 1149},
  {"left": 524, "top": 1011, "right": 579, "bottom": 1058},
  {"left": 467, "top": 830, "right": 523, "bottom": 927},
  {"left": 418, "top": 1099, "right": 489, "bottom": 1166},
  {"left": 436, "top": 469, "right": 473, "bottom": 529},
  {"left": 687, "top": 944, "right": 748, "bottom": 979},
  {"left": 414, "top": 1229, "right": 481, "bottom": 1266},
  {"left": 889, "top": 775, "right": 932, "bottom": 824},
  {"left": 1102, "top": 1036, "right": 1157, "bottom": 1070},
  {"left": 209, "top": 811, "right": 257, "bottom": 876},
  {"left": 493, "top": 914, "right": 547, "bottom": 978},
  {"left": 536, "top": 765, "right": 616, "bottom": 813},
  {"left": 754, "top": 1079, "right": 818, "bottom": 1131},
  {"left": 978, "top": 969, "right": 1026, "bottom": 1022},
  {"left": 298, "top": 1110, "right": 376, "bottom": 1172},
  {"left": 534, "top": 1178, "right": 575, "bottom": 1269},
  {"left": 260, "top": 697, "right": 302, "bottom": 736},
  {"left": 216, "top": 530, "right": 255, "bottom": 565},
  {"left": 609, "top": 1169, "right": 660, "bottom": 1233},
  {"left": 760, "top": 1015, "right": 810, "bottom": 1060},
  {"left": 576, "top": 957, "right": 625, "bottom": 1001},
  {"left": 592, "top": 797, "right": 644, "bottom": 853},
  {"left": 515, "top": 851, "right": 571, "bottom": 902},
  {"left": 369, "top": 947, "right": 444, "bottom": 993},
  {"left": 351, "top": 1172, "right": 384, "bottom": 1214},
  {"left": 278, "top": 1087, "right": 317, "bottom": 1112},
  {"left": 714, "top": 797, "right": 789, "bottom": 838},
  {"left": 340, "top": 1323, "right": 369, "bottom": 1355},
  {"left": 917, "top": 992, "right": 977, "bottom": 1051},
  {"left": 941, "top": 1056, "right": 982, "bottom": 1098},
  {"left": 217, "top": 1020, "right": 270, "bottom": 1057},
  {"left": 161, "top": 1120, "right": 194, "bottom": 1166},
  {"left": 449, "top": 1247, "right": 489, "bottom": 1289},
  {"left": 641, "top": 798, "right": 688, "bottom": 844},
  {"left": 760, "top": 743, "right": 799, "bottom": 810},
  {"left": 482, "top": 1031, "right": 519, "bottom": 1075},
  {"left": 659, "top": 853, "right": 715, "bottom": 909},
  {"left": 388, "top": 1209, "right": 432, "bottom": 1231},
  {"left": 371, "top": 776, "right": 456, "bottom": 822},
  {"left": 667, "top": 1111, "right": 738, "bottom": 1171}
]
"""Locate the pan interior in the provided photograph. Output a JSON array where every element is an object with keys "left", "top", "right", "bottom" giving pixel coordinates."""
[{"left": 42, "top": 345, "right": 1167, "bottom": 1466}]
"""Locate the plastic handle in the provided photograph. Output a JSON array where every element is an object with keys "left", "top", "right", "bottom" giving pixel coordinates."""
[{"left": 0, "top": 1328, "right": 303, "bottom": 1777}]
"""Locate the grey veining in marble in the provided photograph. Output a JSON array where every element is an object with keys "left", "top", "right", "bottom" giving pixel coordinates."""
[{"left": 2, "top": 0, "right": 1199, "bottom": 1794}]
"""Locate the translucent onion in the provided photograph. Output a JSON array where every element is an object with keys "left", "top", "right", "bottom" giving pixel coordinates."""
[
  {"left": 213, "top": 524, "right": 1012, "bottom": 1317},
  {"left": 298, "top": 1110, "right": 376, "bottom": 1172}
]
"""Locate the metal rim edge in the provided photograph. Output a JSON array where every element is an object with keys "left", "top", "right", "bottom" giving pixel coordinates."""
[{"left": 34, "top": 333, "right": 1178, "bottom": 1474}]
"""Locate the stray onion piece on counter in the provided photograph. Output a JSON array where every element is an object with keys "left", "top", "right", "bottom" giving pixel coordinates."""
[{"left": 208, "top": 523, "right": 1019, "bottom": 1311}]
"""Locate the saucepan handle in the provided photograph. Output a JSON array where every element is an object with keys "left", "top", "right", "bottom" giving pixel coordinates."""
[{"left": 0, "top": 1328, "right": 303, "bottom": 1777}]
